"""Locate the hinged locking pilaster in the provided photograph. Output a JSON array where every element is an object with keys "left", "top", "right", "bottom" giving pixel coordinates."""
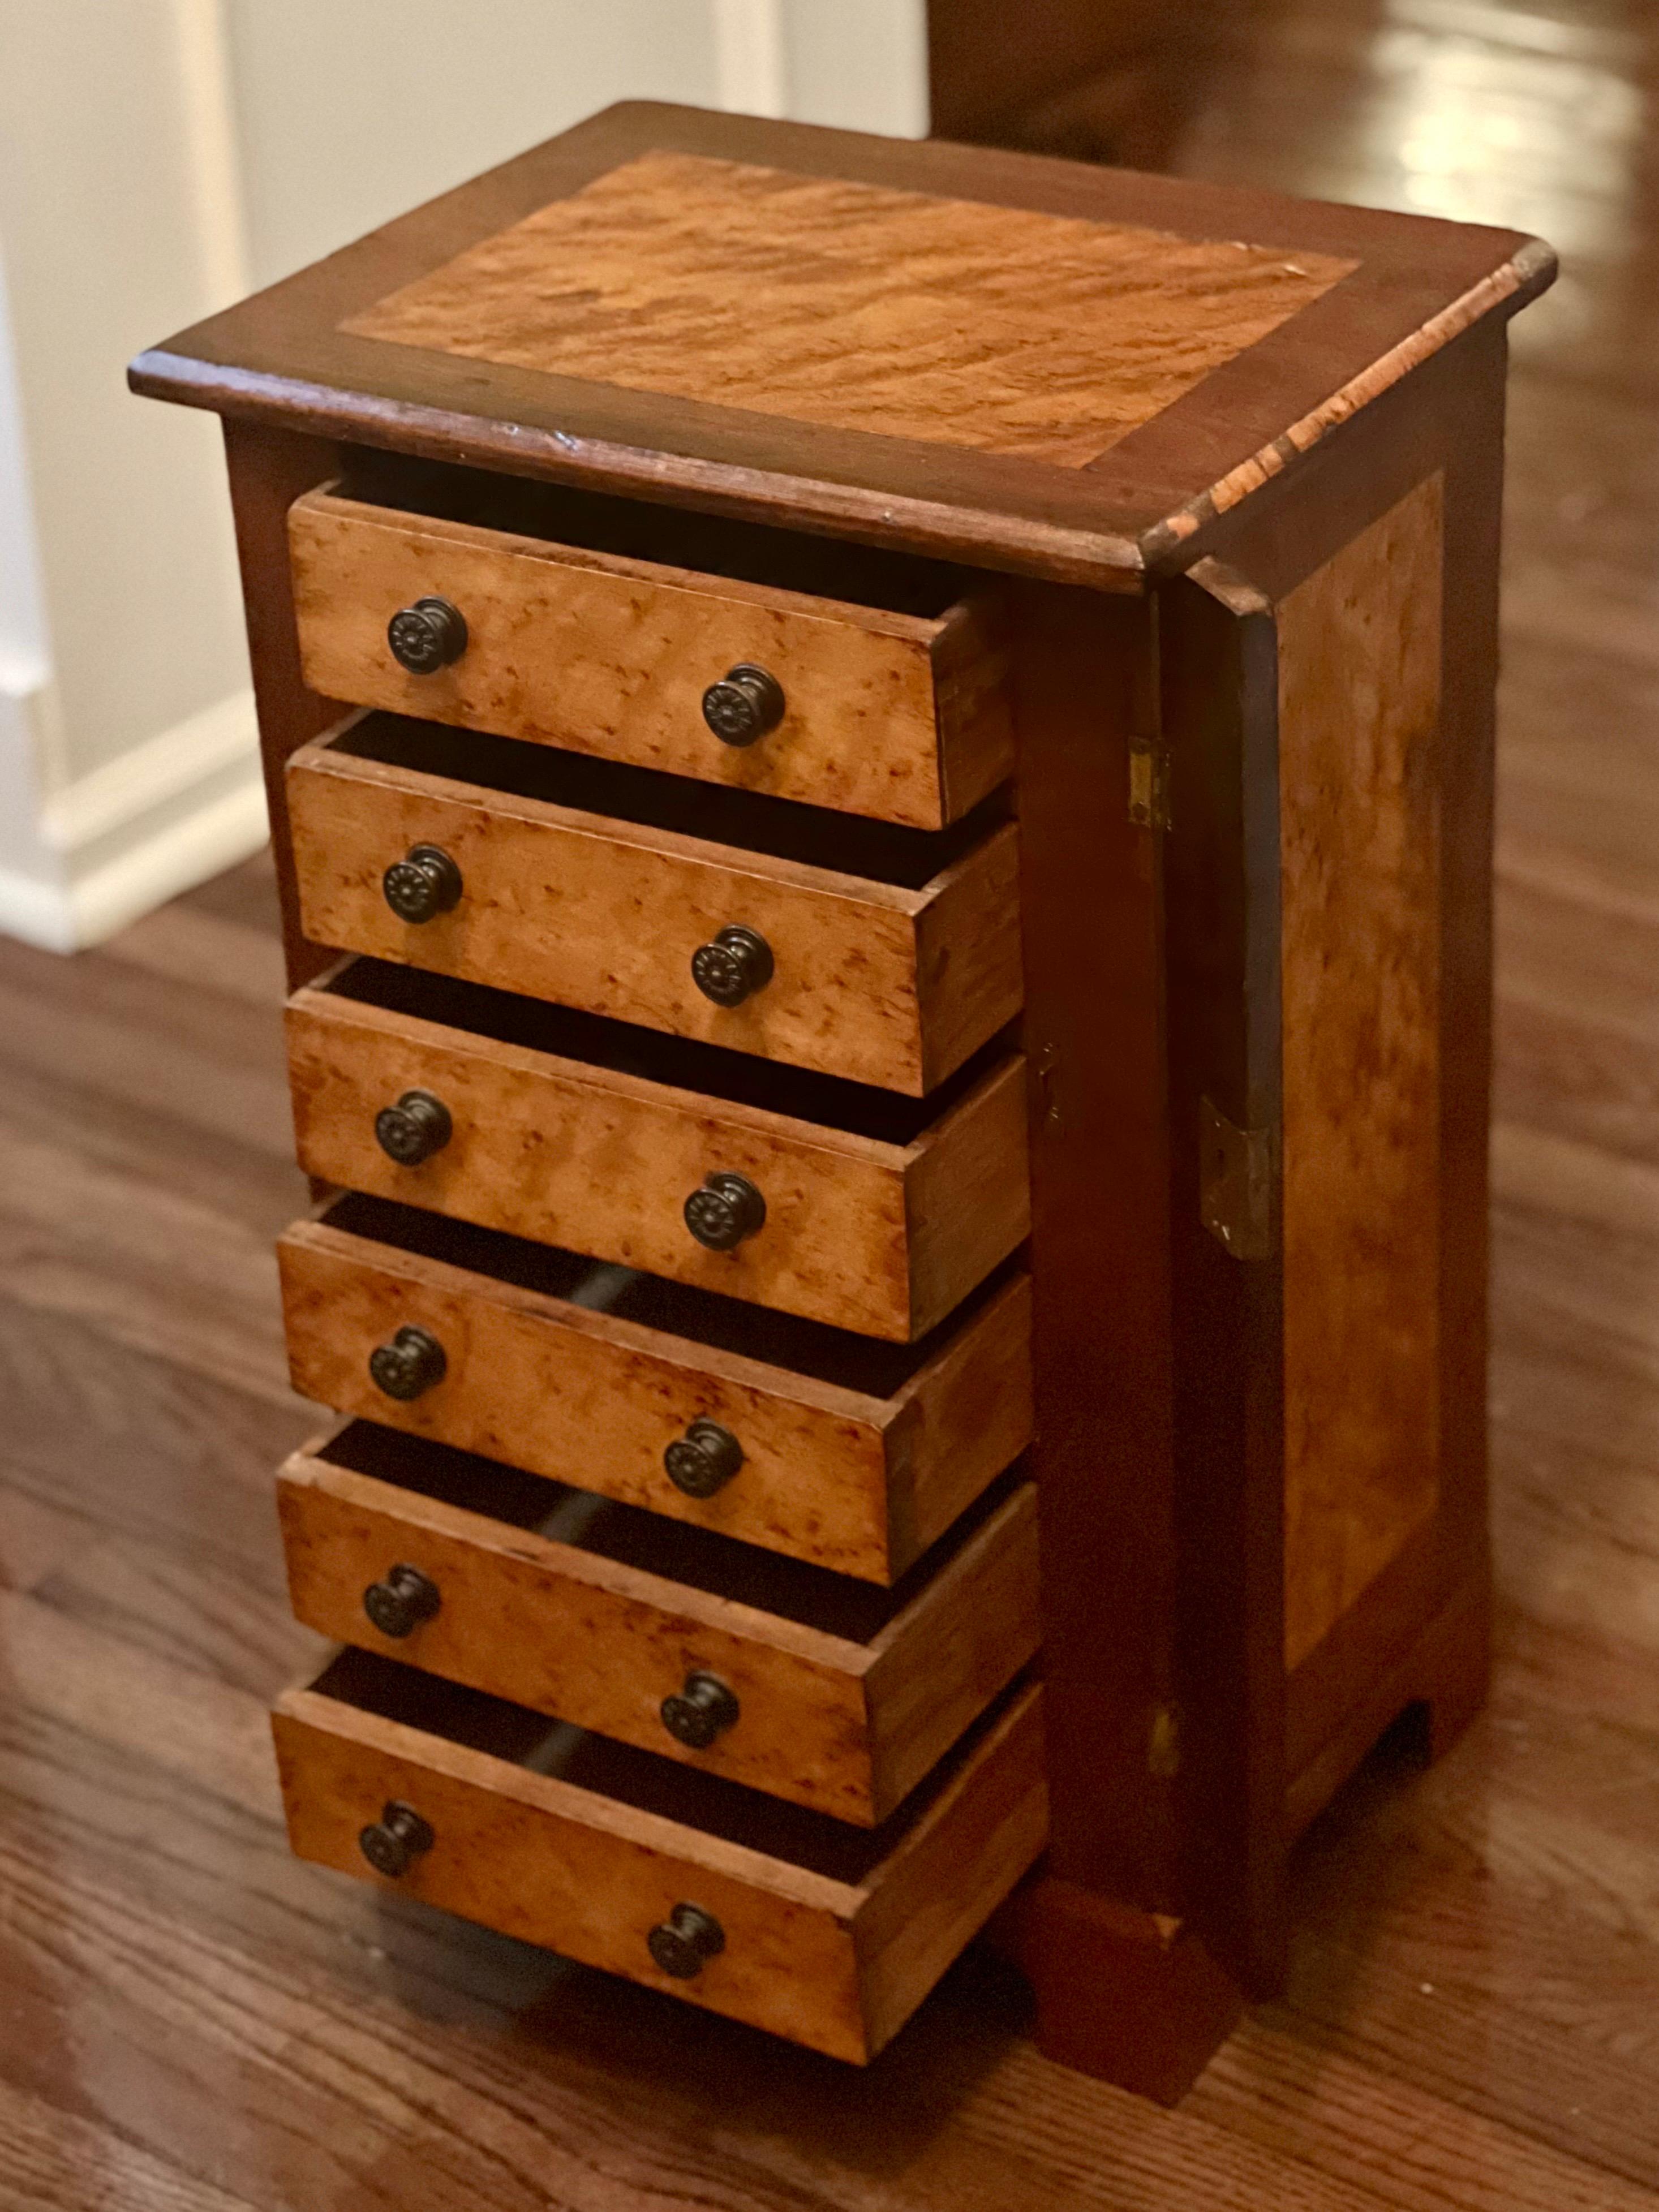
[{"left": 1198, "top": 1098, "right": 1275, "bottom": 1259}]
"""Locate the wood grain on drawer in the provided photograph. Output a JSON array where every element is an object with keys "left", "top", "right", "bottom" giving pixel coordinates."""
[
  {"left": 279, "top": 1198, "right": 1033, "bottom": 1583},
  {"left": 277, "top": 1423, "right": 1039, "bottom": 1825},
  {"left": 273, "top": 1649, "right": 1046, "bottom": 2062},
  {"left": 285, "top": 966, "right": 1030, "bottom": 1341},
  {"left": 286, "top": 720, "right": 1021, "bottom": 1095},
  {"left": 289, "top": 488, "right": 1012, "bottom": 829}
]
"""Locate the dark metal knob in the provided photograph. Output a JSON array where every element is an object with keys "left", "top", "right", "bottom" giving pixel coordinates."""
[
  {"left": 691, "top": 924, "right": 774, "bottom": 1009},
  {"left": 663, "top": 1418, "right": 743, "bottom": 1498},
  {"left": 383, "top": 844, "right": 463, "bottom": 924},
  {"left": 661, "top": 1671, "right": 740, "bottom": 1750},
  {"left": 684, "top": 1172, "right": 766, "bottom": 1253},
  {"left": 363, "top": 1562, "right": 441, "bottom": 1638},
  {"left": 388, "top": 596, "right": 468, "bottom": 674},
  {"left": 358, "top": 1799, "right": 435, "bottom": 1878},
  {"left": 375, "top": 1090, "right": 452, "bottom": 1167},
  {"left": 648, "top": 1902, "right": 726, "bottom": 1979},
  {"left": 368, "top": 1324, "right": 447, "bottom": 1401},
  {"left": 701, "top": 663, "right": 785, "bottom": 747}
]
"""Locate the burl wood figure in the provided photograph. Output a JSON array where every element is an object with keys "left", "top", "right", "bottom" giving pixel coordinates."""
[{"left": 131, "top": 104, "right": 1553, "bottom": 2100}]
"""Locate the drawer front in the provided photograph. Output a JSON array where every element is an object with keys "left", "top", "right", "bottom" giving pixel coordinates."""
[
  {"left": 287, "top": 734, "right": 1021, "bottom": 1096},
  {"left": 289, "top": 490, "right": 1012, "bottom": 829},
  {"left": 286, "top": 985, "right": 1030, "bottom": 1341},
  {"left": 278, "top": 1215, "right": 1034, "bottom": 1584},
  {"left": 272, "top": 1659, "right": 1047, "bottom": 2063},
  {"left": 277, "top": 1439, "right": 1041, "bottom": 1825}
]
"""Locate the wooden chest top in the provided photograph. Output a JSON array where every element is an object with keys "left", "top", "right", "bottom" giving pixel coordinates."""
[{"left": 130, "top": 102, "right": 1552, "bottom": 584}]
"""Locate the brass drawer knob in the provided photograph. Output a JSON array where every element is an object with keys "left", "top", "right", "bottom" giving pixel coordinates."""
[
  {"left": 375, "top": 1089, "right": 452, "bottom": 1167},
  {"left": 368, "top": 1324, "right": 447, "bottom": 1401},
  {"left": 363, "top": 1563, "right": 442, "bottom": 1639},
  {"left": 648, "top": 1903, "right": 726, "bottom": 1979},
  {"left": 691, "top": 924, "right": 774, "bottom": 1008},
  {"left": 388, "top": 596, "right": 468, "bottom": 674},
  {"left": 383, "top": 843, "right": 463, "bottom": 923},
  {"left": 358, "top": 1799, "right": 435, "bottom": 1879},
  {"left": 701, "top": 663, "right": 785, "bottom": 747},
  {"left": 664, "top": 1418, "right": 743, "bottom": 1497},
  {"left": 684, "top": 1172, "right": 766, "bottom": 1252},
  {"left": 660, "top": 1671, "right": 740, "bottom": 1750}
]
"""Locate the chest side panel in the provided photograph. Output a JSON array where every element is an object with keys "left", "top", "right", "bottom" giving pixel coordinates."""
[{"left": 1277, "top": 473, "right": 1445, "bottom": 1671}]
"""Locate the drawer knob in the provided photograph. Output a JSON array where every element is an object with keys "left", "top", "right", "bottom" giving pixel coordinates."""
[
  {"left": 663, "top": 1418, "right": 743, "bottom": 1497},
  {"left": 684, "top": 1172, "right": 766, "bottom": 1252},
  {"left": 368, "top": 1324, "right": 448, "bottom": 1401},
  {"left": 375, "top": 1089, "right": 452, "bottom": 1167},
  {"left": 701, "top": 663, "right": 785, "bottom": 747},
  {"left": 358, "top": 1799, "right": 435, "bottom": 1879},
  {"left": 363, "top": 1563, "right": 442, "bottom": 1639},
  {"left": 388, "top": 596, "right": 469, "bottom": 674},
  {"left": 691, "top": 924, "right": 774, "bottom": 1009},
  {"left": 648, "top": 1903, "right": 726, "bottom": 1979},
  {"left": 383, "top": 844, "right": 463, "bottom": 924},
  {"left": 660, "top": 1671, "right": 741, "bottom": 1750}
]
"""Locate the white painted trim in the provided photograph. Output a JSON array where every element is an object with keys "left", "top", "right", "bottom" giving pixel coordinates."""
[
  {"left": 61, "top": 768, "right": 269, "bottom": 948},
  {"left": 42, "top": 687, "right": 258, "bottom": 858},
  {"left": 714, "top": 0, "right": 789, "bottom": 117},
  {"left": 0, "top": 687, "right": 266, "bottom": 952},
  {"left": 171, "top": 0, "right": 252, "bottom": 305}
]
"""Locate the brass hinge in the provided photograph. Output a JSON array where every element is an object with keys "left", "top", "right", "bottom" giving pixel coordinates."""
[
  {"left": 1198, "top": 1098, "right": 1275, "bottom": 1260},
  {"left": 1128, "top": 736, "right": 1171, "bottom": 830}
]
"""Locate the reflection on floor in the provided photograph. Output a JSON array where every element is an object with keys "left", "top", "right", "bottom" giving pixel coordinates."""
[{"left": 0, "top": 1, "right": 1656, "bottom": 2202}]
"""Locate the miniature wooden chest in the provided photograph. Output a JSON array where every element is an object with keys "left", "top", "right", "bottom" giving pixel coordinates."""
[{"left": 132, "top": 101, "right": 1552, "bottom": 2098}]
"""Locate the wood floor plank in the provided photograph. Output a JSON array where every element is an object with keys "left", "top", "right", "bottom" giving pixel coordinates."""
[
  {"left": 0, "top": 949, "right": 293, "bottom": 1161},
  {"left": 0, "top": 1123, "right": 297, "bottom": 1404},
  {"left": 100, "top": 900, "right": 289, "bottom": 1011},
  {"left": 31, "top": 1527, "right": 319, "bottom": 1701},
  {"left": 0, "top": 1297, "right": 313, "bottom": 1576},
  {"left": 0, "top": 1587, "right": 282, "bottom": 1821},
  {"left": 1190, "top": 2016, "right": 1659, "bottom": 2212},
  {"left": 0, "top": 2075, "right": 264, "bottom": 2212}
]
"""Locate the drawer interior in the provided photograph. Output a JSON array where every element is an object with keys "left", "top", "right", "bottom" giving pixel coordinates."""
[
  {"left": 311, "top": 1415, "right": 1025, "bottom": 1642},
  {"left": 335, "top": 448, "right": 978, "bottom": 619},
  {"left": 317, "top": 956, "right": 1004, "bottom": 1138},
  {"left": 319, "top": 713, "right": 1004, "bottom": 886},
  {"left": 304, "top": 1641, "right": 1034, "bottom": 1879},
  {"left": 316, "top": 1189, "right": 1021, "bottom": 1398}
]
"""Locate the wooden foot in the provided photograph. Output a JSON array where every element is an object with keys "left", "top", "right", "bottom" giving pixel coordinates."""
[
  {"left": 1285, "top": 1573, "right": 1490, "bottom": 1841},
  {"left": 992, "top": 1875, "right": 1244, "bottom": 2104}
]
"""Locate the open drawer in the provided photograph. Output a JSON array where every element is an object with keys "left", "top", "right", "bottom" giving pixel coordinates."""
[
  {"left": 289, "top": 477, "right": 1012, "bottom": 829},
  {"left": 286, "top": 960, "right": 1030, "bottom": 1341},
  {"left": 279, "top": 1195, "right": 1033, "bottom": 1584},
  {"left": 273, "top": 1648, "right": 1046, "bottom": 2064},
  {"left": 277, "top": 1421, "right": 1039, "bottom": 1825},
  {"left": 286, "top": 713, "right": 1020, "bottom": 1095}
]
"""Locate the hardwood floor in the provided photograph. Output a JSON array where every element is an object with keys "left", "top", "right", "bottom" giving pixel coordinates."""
[{"left": 4, "top": 1, "right": 1657, "bottom": 2201}]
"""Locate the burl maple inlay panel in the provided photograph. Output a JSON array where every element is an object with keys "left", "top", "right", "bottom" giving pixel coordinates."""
[
  {"left": 344, "top": 152, "right": 1357, "bottom": 467},
  {"left": 1278, "top": 474, "right": 1445, "bottom": 1671}
]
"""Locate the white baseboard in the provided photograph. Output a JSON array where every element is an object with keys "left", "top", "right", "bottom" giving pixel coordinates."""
[{"left": 0, "top": 687, "right": 268, "bottom": 953}]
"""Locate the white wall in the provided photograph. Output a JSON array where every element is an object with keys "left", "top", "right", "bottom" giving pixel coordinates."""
[
  {"left": 0, "top": 0, "right": 263, "bottom": 947},
  {"left": 0, "top": 0, "right": 927, "bottom": 952},
  {"left": 224, "top": 2, "right": 727, "bottom": 289}
]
